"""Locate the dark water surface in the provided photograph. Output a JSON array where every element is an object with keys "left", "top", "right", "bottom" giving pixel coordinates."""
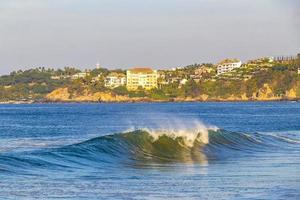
[{"left": 0, "top": 102, "right": 299, "bottom": 199}]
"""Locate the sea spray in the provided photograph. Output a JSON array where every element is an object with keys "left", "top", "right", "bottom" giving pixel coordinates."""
[{"left": 138, "top": 119, "right": 219, "bottom": 147}]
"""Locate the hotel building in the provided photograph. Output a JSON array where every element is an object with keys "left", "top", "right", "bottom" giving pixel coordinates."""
[{"left": 126, "top": 68, "right": 158, "bottom": 91}]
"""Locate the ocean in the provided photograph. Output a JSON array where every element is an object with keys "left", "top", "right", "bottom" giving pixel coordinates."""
[{"left": 0, "top": 102, "right": 299, "bottom": 199}]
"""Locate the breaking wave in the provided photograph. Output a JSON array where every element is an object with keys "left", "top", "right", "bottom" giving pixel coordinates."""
[{"left": 0, "top": 126, "right": 299, "bottom": 173}]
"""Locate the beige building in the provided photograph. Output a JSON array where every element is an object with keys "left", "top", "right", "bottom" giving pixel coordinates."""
[{"left": 126, "top": 68, "right": 158, "bottom": 90}]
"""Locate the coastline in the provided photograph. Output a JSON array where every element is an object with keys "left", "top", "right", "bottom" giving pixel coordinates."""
[{"left": 1, "top": 98, "right": 299, "bottom": 104}]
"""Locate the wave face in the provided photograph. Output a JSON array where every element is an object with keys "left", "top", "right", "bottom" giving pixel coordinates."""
[
  {"left": 1, "top": 103, "right": 300, "bottom": 199},
  {"left": 1, "top": 127, "right": 299, "bottom": 174}
]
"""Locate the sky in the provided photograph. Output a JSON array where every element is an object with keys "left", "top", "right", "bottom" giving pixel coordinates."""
[{"left": 0, "top": 0, "right": 299, "bottom": 74}]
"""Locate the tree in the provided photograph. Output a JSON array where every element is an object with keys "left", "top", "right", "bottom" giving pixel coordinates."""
[
  {"left": 182, "top": 80, "right": 200, "bottom": 97},
  {"left": 112, "top": 86, "right": 129, "bottom": 96},
  {"left": 90, "top": 68, "right": 109, "bottom": 77},
  {"left": 148, "top": 88, "right": 168, "bottom": 100},
  {"left": 129, "top": 87, "right": 146, "bottom": 98}
]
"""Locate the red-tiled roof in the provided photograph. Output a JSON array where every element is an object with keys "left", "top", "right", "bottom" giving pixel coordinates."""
[
  {"left": 108, "top": 72, "right": 126, "bottom": 77},
  {"left": 128, "top": 67, "right": 154, "bottom": 73}
]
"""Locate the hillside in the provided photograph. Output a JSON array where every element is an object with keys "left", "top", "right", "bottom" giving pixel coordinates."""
[{"left": 1, "top": 60, "right": 300, "bottom": 103}]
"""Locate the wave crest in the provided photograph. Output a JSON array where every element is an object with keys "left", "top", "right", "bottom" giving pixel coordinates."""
[
  {"left": 1, "top": 126, "right": 299, "bottom": 173},
  {"left": 142, "top": 123, "right": 218, "bottom": 147}
]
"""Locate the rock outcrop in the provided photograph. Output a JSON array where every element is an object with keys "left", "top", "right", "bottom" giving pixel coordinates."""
[
  {"left": 46, "top": 88, "right": 133, "bottom": 102},
  {"left": 46, "top": 83, "right": 299, "bottom": 103}
]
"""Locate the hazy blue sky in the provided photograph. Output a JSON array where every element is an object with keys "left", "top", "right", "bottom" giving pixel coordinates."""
[{"left": 0, "top": 0, "right": 299, "bottom": 74}]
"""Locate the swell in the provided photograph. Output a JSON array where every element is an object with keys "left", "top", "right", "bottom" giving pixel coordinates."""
[{"left": 0, "top": 129, "right": 299, "bottom": 173}]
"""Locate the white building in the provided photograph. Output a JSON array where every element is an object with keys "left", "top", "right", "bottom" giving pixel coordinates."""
[
  {"left": 105, "top": 73, "right": 126, "bottom": 88},
  {"left": 71, "top": 72, "right": 90, "bottom": 80},
  {"left": 217, "top": 59, "right": 242, "bottom": 75},
  {"left": 50, "top": 75, "right": 60, "bottom": 80},
  {"left": 51, "top": 75, "right": 71, "bottom": 80}
]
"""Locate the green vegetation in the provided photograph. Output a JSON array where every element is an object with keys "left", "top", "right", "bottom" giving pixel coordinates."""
[
  {"left": 0, "top": 58, "right": 299, "bottom": 102},
  {"left": 0, "top": 68, "right": 72, "bottom": 101},
  {"left": 112, "top": 86, "right": 128, "bottom": 96}
]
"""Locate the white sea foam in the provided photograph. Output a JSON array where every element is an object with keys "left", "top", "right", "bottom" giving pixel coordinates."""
[{"left": 142, "top": 119, "right": 219, "bottom": 147}]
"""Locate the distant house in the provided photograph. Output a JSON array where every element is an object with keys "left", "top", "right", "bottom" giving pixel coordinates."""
[
  {"left": 50, "top": 76, "right": 60, "bottom": 80},
  {"left": 71, "top": 72, "right": 90, "bottom": 80},
  {"left": 171, "top": 67, "right": 183, "bottom": 71},
  {"left": 50, "top": 75, "right": 71, "bottom": 80},
  {"left": 104, "top": 73, "right": 126, "bottom": 88},
  {"left": 167, "top": 77, "right": 181, "bottom": 84},
  {"left": 91, "top": 74, "right": 101, "bottom": 83},
  {"left": 126, "top": 67, "right": 158, "bottom": 91},
  {"left": 217, "top": 59, "right": 242, "bottom": 75}
]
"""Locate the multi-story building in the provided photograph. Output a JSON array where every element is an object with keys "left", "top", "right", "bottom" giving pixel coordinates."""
[
  {"left": 126, "top": 68, "right": 158, "bottom": 91},
  {"left": 217, "top": 59, "right": 242, "bottom": 75},
  {"left": 104, "top": 73, "right": 126, "bottom": 88}
]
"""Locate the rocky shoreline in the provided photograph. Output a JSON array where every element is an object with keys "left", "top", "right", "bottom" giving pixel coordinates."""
[
  {"left": 1, "top": 97, "right": 299, "bottom": 104},
  {"left": 42, "top": 85, "right": 299, "bottom": 103},
  {"left": 1, "top": 83, "right": 299, "bottom": 104}
]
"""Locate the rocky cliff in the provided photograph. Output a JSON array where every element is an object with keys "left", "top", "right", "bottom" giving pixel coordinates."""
[
  {"left": 46, "top": 83, "right": 299, "bottom": 103},
  {"left": 46, "top": 88, "right": 146, "bottom": 102}
]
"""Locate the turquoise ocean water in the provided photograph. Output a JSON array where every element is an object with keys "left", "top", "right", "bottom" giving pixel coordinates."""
[{"left": 0, "top": 102, "right": 299, "bottom": 199}]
